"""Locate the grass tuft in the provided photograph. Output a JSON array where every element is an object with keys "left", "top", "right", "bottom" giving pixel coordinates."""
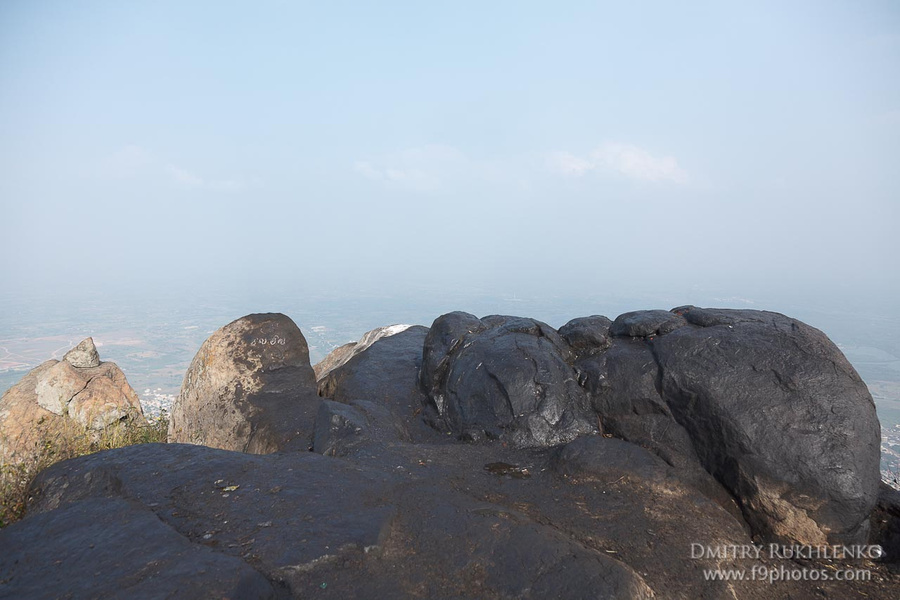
[{"left": 0, "top": 411, "right": 168, "bottom": 528}]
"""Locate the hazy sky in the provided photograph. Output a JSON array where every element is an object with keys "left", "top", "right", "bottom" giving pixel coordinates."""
[{"left": 1, "top": 1, "right": 898, "bottom": 308}]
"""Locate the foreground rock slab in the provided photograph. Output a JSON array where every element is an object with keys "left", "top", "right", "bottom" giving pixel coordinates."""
[
  {"left": 17, "top": 443, "right": 662, "bottom": 599},
  {"left": 0, "top": 496, "right": 274, "bottom": 599},
  {"left": 10, "top": 434, "right": 895, "bottom": 599}
]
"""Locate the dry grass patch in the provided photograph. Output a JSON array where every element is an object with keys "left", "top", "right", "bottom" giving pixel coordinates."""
[{"left": 0, "top": 411, "right": 168, "bottom": 528}]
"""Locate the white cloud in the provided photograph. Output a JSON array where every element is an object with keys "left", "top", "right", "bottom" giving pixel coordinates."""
[
  {"left": 167, "top": 165, "right": 204, "bottom": 187},
  {"left": 92, "top": 146, "right": 247, "bottom": 193},
  {"left": 548, "top": 151, "right": 593, "bottom": 176},
  {"left": 207, "top": 179, "right": 245, "bottom": 193},
  {"left": 549, "top": 142, "right": 689, "bottom": 184},
  {"left": 593, "top": 143, "right": 689, "bottom": 184},
  {"left": 166, "top": 164, "right": 245, "bottom": 192},
  {"left": 352, "top": 145, "right": 471, "bottom": 192},
  {"left": 353, "top": 161, "right": 384, "bottom": 181},
  {"left": 99, "top": 145, "right": 154, "bottom": 178}
]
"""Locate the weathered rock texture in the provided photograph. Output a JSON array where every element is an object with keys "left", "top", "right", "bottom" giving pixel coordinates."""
[
  {"left": 1, "top": 307, "right": 894, "bottom": 599},
  {"left": 420, "top": 312, "right": 596, "bottom": 448},
  {"left": 571, "top": 306, "right": 881, "bottom": 545},
  {"left": 653, "top": 306, "right": 881, "bottom": 545},
  {"left": 317, "top": 325, "right": 435, "bottom": 443},
  {"left": 0, "top": 339, "right": 144, "bottom": 464},
  {"left": 167, "top": 313, "right": 320, "bottom": 453}
]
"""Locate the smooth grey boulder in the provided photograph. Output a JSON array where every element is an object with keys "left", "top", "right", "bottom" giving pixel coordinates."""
[
  {"left": 62, "top": 337, "right": 101, "bottom": 368},
  {"left": 652, "top": 306, "right": 881, "bottom": 545},
  {"left": 33, "top": 360, "right": 88, "bottom": 415},
  {"left": 420, "top": 313, "right": 595, "bottom": 448},
  {"left": 167, "top": 313, "right": 320, "bottom": 453}
]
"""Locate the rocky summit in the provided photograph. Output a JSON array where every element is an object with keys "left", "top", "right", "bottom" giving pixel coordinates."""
[{"left": 2, "top": 308, "right": 899, "bottom": 599}]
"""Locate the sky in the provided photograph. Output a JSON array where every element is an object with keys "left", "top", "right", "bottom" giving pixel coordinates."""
[{"left": 1, "top": 0, "right": 898, "bottom": 312}]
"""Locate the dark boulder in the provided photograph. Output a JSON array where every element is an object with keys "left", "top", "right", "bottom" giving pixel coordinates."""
[
  {"left": 574, "top": 337, "right": 669, "bottom": 419},
  {"left": 167, "top": 313, "right": 320, "bottom": 453},
  {"left": 314, "top": 324, "right": 414, "bottom": 381},
  {"left": 652, "top": 306, "right": 881, "bottom": 545},
  {"left": 602, "top": 414, "right": 697, "bottom": 470},
  {"left": 317, "top": 325, "right": 436, "bottom": 443},
  {"left": 312, "top": 342, "right": 356, "bottom": 381},
  {"left": 9, "top": 415, "right": 894, "bottom": 599},
  {"left": 610, "top": 310, "right": 686, "bottom": 338},
  {"left": 552, "top": 435, "right": 671, "bottom": 482},
  {"left": 418, "top": 311, "right": 488, "bottom": 401},
  {"left": 672, "top": 305, "right": 773, "bottom": 327},
  {"left": 26, "top": 443, "right": 402, "bottom": 586},
  {"left": 313, "top": 399, "right": 369, "bottom": 456},
  {"left": 420, "top": 313, "right": 595, "bottom": 448},
  {"left": 558, "top": 315, "right": 612, "bottom": 357},
  {"left": 375, "top": 480, "right": 654, "bottom": 599},
  {"left": 869, "top": 483, "right": 900, "bottom": 565}
]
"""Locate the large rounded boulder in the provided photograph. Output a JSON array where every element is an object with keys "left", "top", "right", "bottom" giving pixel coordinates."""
[
  {"left": 167, "top": 313, "right": 320, "bottom": 453},
  {"left": 420, "top": 312, "right": 595, "bottom": 448},
  {"left": 650, "top": 306, "right": 881, "bottom": 545}
]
